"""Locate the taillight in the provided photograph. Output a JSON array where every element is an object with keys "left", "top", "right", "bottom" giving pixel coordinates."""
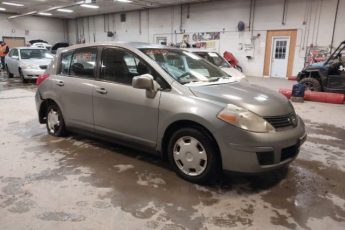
[{"left": 36, "top": 73, "right": 49, "bottom": 86}]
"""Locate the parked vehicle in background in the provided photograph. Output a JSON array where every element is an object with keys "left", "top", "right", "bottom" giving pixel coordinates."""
[
  {"left": 35, "top": 42, "right": 306, "bottom": 184},
  {"left": 297, "top": 41, "right": 345, "bottom": 93},
  {"left": 224, "top": 51, "right": 243, "bottom": 72},
  {"left": 5, "top": 47, "right": 53, "bottom": 83},
  {"left": 31, "top": 42, "right": 52, "bottom": 51},
  {"left": 186, "top": 49, "right": 246, "bottom": 81},
  {"left": 51, "top": 42, "right": 69, "bottom": 55}
]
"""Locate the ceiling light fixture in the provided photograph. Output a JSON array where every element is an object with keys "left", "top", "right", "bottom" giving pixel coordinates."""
[
  {"left": 2, "top": 2, "right": 24, "bottom": 7},
  {"left": 57, "top": 8, "right": 74, "bottom": 13},
  {"left": 115, "top": 0, "right": 133, "bottom": 2},
  {"left": 0, "top": 7, "right": 6, "bottom": 11},
  {"left": 38, "top": 12, "right": 52, "bottom": 16},
  {"left": 80, "top": 4, "right": 99, "bottom": 9}
]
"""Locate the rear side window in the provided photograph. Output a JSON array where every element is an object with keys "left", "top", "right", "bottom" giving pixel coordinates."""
[
  {"left": 60, "top": 52, "right": 73, "bottom": 75},
  {"left": 70, "top": 48, "right": 97, "bottom": 78}
]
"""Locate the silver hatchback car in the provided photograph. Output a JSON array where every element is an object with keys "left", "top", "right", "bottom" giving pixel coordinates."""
[{"left": 35, "top": 42, "right": 306, "bottom": 183}]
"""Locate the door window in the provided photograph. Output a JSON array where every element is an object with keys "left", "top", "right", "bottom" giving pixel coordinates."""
[
  {"left": 274, "top": 40, "right": 287, "bottom": 59},
  {"left": 9, "top": 49, "right": 18, "bottom": 58},
  {"left": 70, "top": 48, "right": 97, "bottom": 78},
  {"left": 100, "top": 48, "right": 151, "bottom": 85},
  {"left": 60, "top": 52, "right": 73, "bottom": 75}
]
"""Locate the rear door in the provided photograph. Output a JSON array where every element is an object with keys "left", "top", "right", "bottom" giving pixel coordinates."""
[
  {"left": 53, "top": 47, "right": 98, "bottom": 131},
  {"left": 93, "top": 47, "right": 162, "bottom": 149}
]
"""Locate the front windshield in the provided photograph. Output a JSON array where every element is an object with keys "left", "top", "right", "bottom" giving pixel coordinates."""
[
  {"left": 195, "top": 52, "right": 231, "bottom": 68},
  {"left": 140, "top": 49, "right": 230, "bottom": 84},
  {"left": 20, "top": 49, "right": 53, "bottom": 60}
]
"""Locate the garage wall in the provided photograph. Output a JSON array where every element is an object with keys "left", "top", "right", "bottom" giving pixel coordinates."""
[
  {"left": 0, "top": 13, "right": 67, "bottom": 45},
  {"left": 67, "top": 0, "right": 345, "bottom": 77}
]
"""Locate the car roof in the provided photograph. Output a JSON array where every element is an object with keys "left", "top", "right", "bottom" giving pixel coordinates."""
[
  {"left": 15, "top": 47, "right": 49, "bottom": 50},
  {"left": 61, "top": 41, "right": 179, "bottom": 52},
  {"left": 183, "top": 48, "right": 218, "bottom": 53}
]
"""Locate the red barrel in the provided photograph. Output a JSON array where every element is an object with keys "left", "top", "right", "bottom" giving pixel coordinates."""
[
  {"left": 278, "top": 89, "right": 292, "bottom": 98},
  {"left": 278, "top": 89, "right": 345, "bottom": 104},
  {"left": 304, "top": 91, "right": 345, "bottom": 104},
  {"left": 288, "top": 76, "right": 298, "bottom": 81}
]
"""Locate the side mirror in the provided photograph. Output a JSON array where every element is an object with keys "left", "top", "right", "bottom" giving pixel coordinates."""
[{"left": 132, "top": 74, "right": 159, "bottom": 98}]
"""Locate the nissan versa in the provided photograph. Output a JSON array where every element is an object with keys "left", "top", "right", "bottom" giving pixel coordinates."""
[{"left": 35, "top": 42, "right": 307, "bottom": 183}]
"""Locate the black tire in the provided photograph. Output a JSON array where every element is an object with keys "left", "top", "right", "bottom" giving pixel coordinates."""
[
  {"left": 19, "top": 69, "right": 28, "bottom": 83},
  {"left": 300, "top": 77, "right": 321, "bottom": 92},
  {"left": 6, "top": 65, "right": 13, "bottom": 78},
  {"left": 167, "top": 127, "right": 220, "bottom": 184},
  {"left": 46, "top": 103, "right": 67, "bottom": 137}
]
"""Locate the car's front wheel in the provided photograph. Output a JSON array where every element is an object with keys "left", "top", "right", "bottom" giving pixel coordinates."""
[
  {"left": 168, "top": 128, "right": 220, "bottom": 184},
  {"left": 300, "top": 77, "right": 321, "bottom": 91},
  {"left": 46, "top": 103, "right": 66, "bottom": 137},
  {"left": 19, "top": 69, "right": 28, "bottom": 83}
]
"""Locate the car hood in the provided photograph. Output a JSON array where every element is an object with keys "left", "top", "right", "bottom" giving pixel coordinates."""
[
  {"left": 189, "top": 81, "right": 293, "bottom": 117},
  {"left": 20, "top": 58, "right": 52, "bottom": 66}
]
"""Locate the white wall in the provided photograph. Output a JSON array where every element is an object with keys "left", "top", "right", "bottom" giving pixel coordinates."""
[
  {"left": 0, "top": 13, "right": 67, "bottom": 45},
  {"left": 67, "top": 0, "right": 345, "bottom": 77}
]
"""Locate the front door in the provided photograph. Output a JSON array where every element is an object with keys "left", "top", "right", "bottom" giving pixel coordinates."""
[
  {"left": 270, "top": 37, "right": 290, "bottom": 78},
  {"left": 93, "top": 47, "right": 161, "bottom": 149}
]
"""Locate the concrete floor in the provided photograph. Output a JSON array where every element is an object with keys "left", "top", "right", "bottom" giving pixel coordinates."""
[{"left": 1, "top": 74, "right": 345, "bottom": 230}]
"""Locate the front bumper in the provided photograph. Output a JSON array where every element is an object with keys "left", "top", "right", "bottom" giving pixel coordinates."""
[
  {"left": 22, "top": 69, "right": 45, "bottom": 79},
  {"left": 213, "top": 116, "right": 307, "bottom": 173}
]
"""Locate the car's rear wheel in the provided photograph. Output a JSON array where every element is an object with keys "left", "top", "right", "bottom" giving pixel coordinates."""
[
  {"left": 167, "top": 128, "right": 219, "bottom": 184},
  {"left": 46, "top": 103, "right": 66, "bottom": 137},
  {"left": 300, "top": 77, "right": 321, "bottom": 92},
  {"left": 6, "top": 65, "right": 13, "bottom": 78}
]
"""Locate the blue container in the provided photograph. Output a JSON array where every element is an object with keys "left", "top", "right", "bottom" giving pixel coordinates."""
[{"left": 292, "top": 83, "right": 305, "bottom": 98}]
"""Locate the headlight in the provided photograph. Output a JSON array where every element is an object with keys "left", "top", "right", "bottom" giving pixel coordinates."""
[
  {"left": 217, "top": 104, "right": 275, "bottom": 133},
  {"left": 21, "top": 64, "right": 39, "bottom": 70}
]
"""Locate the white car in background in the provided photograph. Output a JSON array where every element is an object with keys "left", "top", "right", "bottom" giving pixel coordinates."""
[
  {"left": 31, "top": 42, "right": 52, "bottom": 51},
  {"left": 185, "top": 49, "right": 246, "bottom": 81},
  {"left": 5, "top": 47, "right": 53, "bottom": 83}
]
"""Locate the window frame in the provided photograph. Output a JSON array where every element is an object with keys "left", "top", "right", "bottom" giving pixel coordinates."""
[
  {"left": 97, "top": 46, "right": 170, "bottom": 90},
  {"left": 58, "top": 47, "right": 99, "bottom": 79}
]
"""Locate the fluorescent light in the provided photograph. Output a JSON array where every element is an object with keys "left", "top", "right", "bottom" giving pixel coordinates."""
[
  {"left": 0, "top": 7, "right": 6, "bottom": 11},
  {"left": 57, "top": 8, "right": 74, "bottom": 13},
  {"left": 115, "top": 0, "right": 133, "bottom": 2},
  {"left": 38, "top": 12, "right": 52, "bottom": 16},
  {"left": 2, "top": 2, "right": 24, "bottom": 7},
  {"left": 80, "top": 4, "right": 99, "bottom": 9}
]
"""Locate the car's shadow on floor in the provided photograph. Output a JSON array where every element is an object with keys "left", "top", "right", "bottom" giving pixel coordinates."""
[{"left": 48, "top": 131, "right": 289, "bottom": 193}]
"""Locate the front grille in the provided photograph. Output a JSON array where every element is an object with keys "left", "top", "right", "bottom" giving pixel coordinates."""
[
  {"left": 264, "top": 114, "right": 293, "bottom": 129},
  {"left": 256, "top": 151, "right": 274, "bottom": 165},
  {"left": 40, "top": 65, "right": 48, "bottom": 70},
  {"left": 281, "top": 143, "right": 300, "bottom": 162}
]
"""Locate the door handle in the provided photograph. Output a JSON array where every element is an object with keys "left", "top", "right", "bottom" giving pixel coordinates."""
[
  {"left": 96, "top": 88, "right": 107, "bottom": 94},
  {"left": 56, "top": 81, "right": 64, "bottom": 86}
]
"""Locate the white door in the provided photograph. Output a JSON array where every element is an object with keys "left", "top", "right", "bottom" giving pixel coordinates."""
[{"left": 270, "top": 37, "right": 290, "bottom": 78}]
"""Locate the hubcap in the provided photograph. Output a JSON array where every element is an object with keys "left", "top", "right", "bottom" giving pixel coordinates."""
[
  {"left": 47, "top": 109, "right": 60, "bottom": 133},
  {"left": 304, "top": 82, "right": 315, "bottom": 91},
  {"left": 173, "top": 136, "right": 207, "bottom": 176}
]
